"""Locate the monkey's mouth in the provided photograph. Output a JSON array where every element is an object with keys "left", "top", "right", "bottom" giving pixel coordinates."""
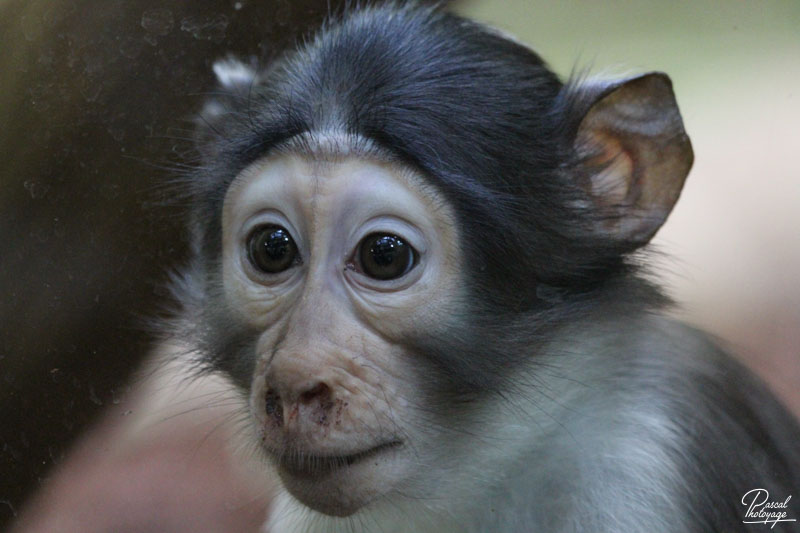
[{"left": 276, "top": 441, "right": 402, "bottom": 480}]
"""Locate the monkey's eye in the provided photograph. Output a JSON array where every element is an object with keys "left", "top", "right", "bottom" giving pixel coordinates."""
[
  {"left": 247, "top": 225, "right": 300, "bottom": 274},
  {"left": 357, "top": 233, "right": 416, "bottom": 281}
]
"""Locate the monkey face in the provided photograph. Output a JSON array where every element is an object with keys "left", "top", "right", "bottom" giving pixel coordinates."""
[{"left": 219, "top": 137, "right": 463, "bottom": 516}]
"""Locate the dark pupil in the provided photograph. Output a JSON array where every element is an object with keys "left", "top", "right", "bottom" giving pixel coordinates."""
[
  {"left": 360, "top": 234, "right": 412, "bottom": 280},
  {"left": 248, "top": 226, "right": 297, "bottom": 273}
]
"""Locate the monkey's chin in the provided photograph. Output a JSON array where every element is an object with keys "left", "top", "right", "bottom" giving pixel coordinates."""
[{"left": 274, "top": 441, "right": 405, "bottom": 517}]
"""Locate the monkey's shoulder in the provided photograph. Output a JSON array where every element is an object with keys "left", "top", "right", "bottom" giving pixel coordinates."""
[{"left": 527, "top": 317, "right": 800, "bottom": 532}]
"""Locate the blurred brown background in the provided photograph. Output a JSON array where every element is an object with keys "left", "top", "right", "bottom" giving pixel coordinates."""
[{"left": 2, "top": 0, "right": 799, "bottom": 531}]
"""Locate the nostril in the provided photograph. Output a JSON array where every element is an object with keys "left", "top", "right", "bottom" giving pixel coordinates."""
[
  {"left": 299, "top": 382, "right": 331, "bottom": 405},
  {"left": 265, "top": 389, "right": 283, "bottom": 427},
  {"left": 264, "top": 382, "right": 334, "bottom": 430}
]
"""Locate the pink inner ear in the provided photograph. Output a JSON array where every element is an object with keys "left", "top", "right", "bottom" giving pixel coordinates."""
[{"left": 582, "top": 130, "right": 635, "bottom": 208}]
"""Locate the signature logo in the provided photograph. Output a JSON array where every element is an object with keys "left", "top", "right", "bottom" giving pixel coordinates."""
[{"left": 742, "top": 488, "right": 796, "bottom": 528}]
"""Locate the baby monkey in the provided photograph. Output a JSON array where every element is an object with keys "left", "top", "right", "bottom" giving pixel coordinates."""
[{"left": 170, "top": 4, "right": 800, "bottom": 532}]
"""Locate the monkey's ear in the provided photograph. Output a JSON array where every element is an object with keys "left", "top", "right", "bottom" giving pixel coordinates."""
[
  {"left": 573, "top": 73, "right": 693, "bottom": 248},
  {"left": 195, "top": 56, "right": 259, "bottom": 157}
]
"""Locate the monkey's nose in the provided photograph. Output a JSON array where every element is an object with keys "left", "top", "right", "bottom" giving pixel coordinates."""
[{"left": 264, "top": 381, "right": 334, "bottom": 429}]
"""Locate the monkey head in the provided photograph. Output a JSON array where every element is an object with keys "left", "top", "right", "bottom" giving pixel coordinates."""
[{"left": 172, "top": 4, "right": 692, "bottom": 522}]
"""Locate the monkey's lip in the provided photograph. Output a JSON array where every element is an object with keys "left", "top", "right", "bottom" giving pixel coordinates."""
[{"left": 275, "top": 441, "right": 402, "bottom": 480}]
